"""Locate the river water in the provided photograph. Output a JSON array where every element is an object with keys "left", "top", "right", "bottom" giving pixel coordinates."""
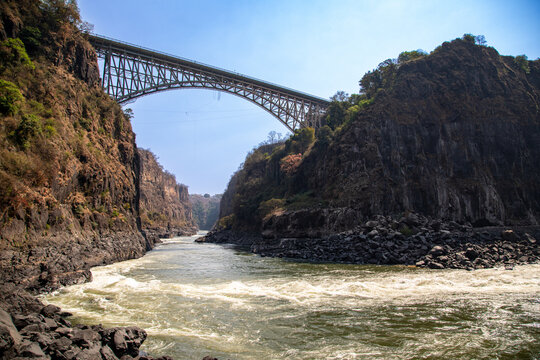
[{"left": 45, "top": 233, "right": 540, "bottom": 359}]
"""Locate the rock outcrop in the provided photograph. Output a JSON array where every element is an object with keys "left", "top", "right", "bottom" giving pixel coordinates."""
[
  {"left": 0, "top": 291, "right": 171, "bottom": 360},
  {"left": 139, "top": 149, "right": 197, "bottom": 240},
  {"left": 202, "top": 211, "right": 539, "bottom": 270},
  {"left": 205, "top": 37, "right": 540, "bottom": 268}
]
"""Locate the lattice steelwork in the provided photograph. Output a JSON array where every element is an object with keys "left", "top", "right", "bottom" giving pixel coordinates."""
[{"left": 88, "top": 35, "right": 330, "bottom": 131}]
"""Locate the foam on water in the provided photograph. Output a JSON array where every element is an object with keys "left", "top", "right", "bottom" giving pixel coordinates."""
[{"left": 45, "top": 234, "right": 540, "bottom": 359}]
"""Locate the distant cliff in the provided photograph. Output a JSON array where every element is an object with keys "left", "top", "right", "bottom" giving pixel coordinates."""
[
  {"left": 139, "top": 149, "right": 196, "bottom": 239},
  {"left": 190, "top": 193, "right": 221, "bottom": 230}
]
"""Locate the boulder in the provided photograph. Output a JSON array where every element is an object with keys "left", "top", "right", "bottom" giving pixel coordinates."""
[{"left": 0, "top": 308, "right": 21, "bottom": 354}]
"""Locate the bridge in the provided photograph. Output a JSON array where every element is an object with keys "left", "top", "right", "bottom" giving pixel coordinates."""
[{"left": 87, "top": 35, "right": 330, "bottom": 131}]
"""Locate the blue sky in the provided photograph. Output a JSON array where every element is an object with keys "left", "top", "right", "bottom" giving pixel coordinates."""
[{"left": 78, "top": 0, "right": 540, "bottom": 195}]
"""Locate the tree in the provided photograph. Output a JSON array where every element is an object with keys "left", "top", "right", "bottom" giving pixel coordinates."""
[
  {"left": 267, "top": 130, "right": 284, "bottom": 144},
  {"left": 514, "top": 55, "right": 530, "bottom": 74},
  {"left": 330, "top": 91, "right": 350, "bottom": 102},
  {"left": 475, "top": 35, "right": 487, "bottom": 46},
  {"left": 397, "top": 50, "right": 427, "bottom": 63},
  {"left": 0, "top": 80, "right": 24, "bottom": 115}
]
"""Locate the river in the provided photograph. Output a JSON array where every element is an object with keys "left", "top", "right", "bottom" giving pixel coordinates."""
[{"left": 45, "top": 233, "right": 540, "bottom": 359}]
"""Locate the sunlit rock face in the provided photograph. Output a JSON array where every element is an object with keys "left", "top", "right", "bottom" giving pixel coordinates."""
[{"left": 138, "top": 148, "right": 197, "bottom": 240}]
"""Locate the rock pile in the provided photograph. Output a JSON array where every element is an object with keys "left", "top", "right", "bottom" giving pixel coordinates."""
[
  {"left": 0, "top": 301, "right": 173, "bottom": 360},
  {"left": 204, "top": 213, "right": 539, "bottom": 270}
]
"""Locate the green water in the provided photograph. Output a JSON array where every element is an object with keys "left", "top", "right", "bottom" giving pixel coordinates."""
[{"left": 45, "top": 233, "right": 540, "bottom": 359}]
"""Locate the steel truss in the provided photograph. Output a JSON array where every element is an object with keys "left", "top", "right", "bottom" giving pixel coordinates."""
[{"left": 88, "top": 35, "right": 329, "bottom": 131}]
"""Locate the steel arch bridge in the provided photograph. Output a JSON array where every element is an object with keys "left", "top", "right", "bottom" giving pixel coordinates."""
[{"left": 87, "top": 35, "right": 330, "bottom": 131}]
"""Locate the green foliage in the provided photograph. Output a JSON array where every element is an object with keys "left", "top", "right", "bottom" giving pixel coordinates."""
[
  {"left": 258, "top": 198, "right": 286, "bottom": 218},
  {"left": 12, "top": 114, "right": 41, "bottom": 150},
  {"left": 0, "top": 80, "right": 24, "bottom": 115},
  {"left": 286, "top": 191, "right": 324, "bottom": 210},
  {"left": 285, "top": 127, "right": 315, "bottom": 154},
  {"left": 359, "top": 58, "right": 397, "bottom": 99},
  {"left": 397, "top": 50, "right": 427, "bottom": 63},
  {"left": 316, "top": 125, "right": 333, "bottom": 147},
  {"left": 217, "top": 214, "right": 235, "bottom": 230},
  {"left": 20, "top": 27, "right": 42, "bottom": 54},
  {"left": 41, "top": 0, "right": 81, "bottom": 29},
  {"left": 462, "top": 33, "right": 476, "bottom": 43},
  {"left": 42, "top": 118, "right": 57, "bottom": 137},
  {"left": 325, "top": 101, "right": 347, "bottom": 130},
  {"left": 0, "top": 38, "right": 35, "bottom": 70},
  {"left": 514, "top": 55, "right": 530, "bottom": 74},
  {"left": 330, "top": 91, "right": 350, "bottom": 102},
  {"left": 461, "top": 33, "right": 487, "bottom": 46},
  {"left": 111, "top": 209, "right": 120, "bottom": 217},
  {"left": 73, "top": 204, "right": 85, "bottom": 217},
  {"left": 324, "top": 94, "right": 373, "bottom": 131}
]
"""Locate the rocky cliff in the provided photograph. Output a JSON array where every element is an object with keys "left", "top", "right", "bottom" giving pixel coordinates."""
[
  {"left": 139, "top": 149, "right": 196, "bottom": 240},
  {"left": 0, "top": 0, "right": 154, "bottom": 293},
  {"left": 302, "top": 39, "right": 540, "bottom": 226},
  {"left": 0, "top": 1, "right": 193, "bottom": 358},
  {"left": 203, "top": 36, "right": 540, "bottom": 268}
]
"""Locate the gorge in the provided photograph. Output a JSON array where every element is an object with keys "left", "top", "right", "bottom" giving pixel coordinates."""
[{"left": 0, "top": 0, "right": 539, "bottom": 359}]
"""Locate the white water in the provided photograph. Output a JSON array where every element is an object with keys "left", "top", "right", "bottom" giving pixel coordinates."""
[{"left": 46, "top": 233, "right": 540, "bottom": 359}]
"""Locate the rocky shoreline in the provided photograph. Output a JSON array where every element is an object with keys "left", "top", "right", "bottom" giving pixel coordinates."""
[
  {"left": 201, "top": 213, "right": 539, "bottom": 270},
  {"left": 0, "top": 230, "right": 206, "bottom": 360}
]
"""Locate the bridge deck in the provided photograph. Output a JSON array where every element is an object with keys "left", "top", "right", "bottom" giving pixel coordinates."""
[{"left": 87, "top": 34, "right": 329, "bottom": 105}]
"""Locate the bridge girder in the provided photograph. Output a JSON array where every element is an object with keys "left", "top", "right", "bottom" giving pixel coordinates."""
[{"left": 88, "top": 35, "right": 329, "bottom": 131}]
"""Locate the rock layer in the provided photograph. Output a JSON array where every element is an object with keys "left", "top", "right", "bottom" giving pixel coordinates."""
[{"left": 138, "top": 149, "right": 197, "bottom": 240}]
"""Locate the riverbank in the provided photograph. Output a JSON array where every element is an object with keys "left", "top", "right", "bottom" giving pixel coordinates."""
[
  {"left": 201, "top": 213, "right": 540, "bottom": 270},
  {"left": 0, "top": 231, "right": 199, "bottom": 360}
]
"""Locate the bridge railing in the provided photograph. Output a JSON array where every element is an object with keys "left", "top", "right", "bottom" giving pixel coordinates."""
[{"left": 88, "top": 34, "right": 330, "bottom": 104}]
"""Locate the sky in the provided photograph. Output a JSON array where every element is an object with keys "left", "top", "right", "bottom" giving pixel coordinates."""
[{"left": 78, "top": 0, "right": 540, "bottom": 195}]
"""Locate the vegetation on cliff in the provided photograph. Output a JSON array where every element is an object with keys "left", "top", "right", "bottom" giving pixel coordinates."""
[{"left": 216, "top": 34, "right": 540, "bottom": 234}]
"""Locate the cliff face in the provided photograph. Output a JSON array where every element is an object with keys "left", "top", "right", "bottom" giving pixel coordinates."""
[
  {"left": 203, "top": 37, "right": 540, "bottom": 269},
  {"left": 0, "top": 0, "right": 150, "bottom": 292},
  {"left": 215, "top": 38, "right": 540, "bottom": 237},
  {"left": 302, "top": 40, "right": 540, "bottom": 227},
  {"left": 138, "top": 149, "right": 196, "bottom": 238},
  {"left": 190, "top": 193, "right": 221, "bottom": 230}
]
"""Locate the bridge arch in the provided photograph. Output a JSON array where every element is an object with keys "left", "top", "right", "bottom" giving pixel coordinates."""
[{"left": 88, "top": 35, "right": 329, "bottom": 132}]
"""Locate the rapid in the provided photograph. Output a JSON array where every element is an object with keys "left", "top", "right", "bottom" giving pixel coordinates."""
[{"left": 45, "top": 233, "right": 540, "bottom": 359}]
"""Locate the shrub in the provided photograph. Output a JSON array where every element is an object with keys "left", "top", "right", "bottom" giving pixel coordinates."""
[
  {"left": 217, "top": 214, "right": 235, "bottom": 230},
  {"left": 43, "top": 118, "right": 57, "bottom": 137},
  {"left": 285, "top": 127, "right": 315, "bottom": 154},
  {"left": 12, "top": 114, "right": 41, "bottom": 149},
  {"left": 0, "top": 80, "right": 24, "bottom": 115},
  {"left": 514, "top": 55, "right": 530, "bottom": 74},
  {"left": 0, "top": 38, "right": 35, "bottom": 70},
  {"left": 397, "top": 50, "right": 427, "bottom": 63},
  {"left": 462, "top": 33, "right": 476, "bottom": 43},
  {"left": 258, "top": 198, "right": 286, "bottom": 218},
  {"left": 20, "top": 27, "right": 42, "bottom": 54}
]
